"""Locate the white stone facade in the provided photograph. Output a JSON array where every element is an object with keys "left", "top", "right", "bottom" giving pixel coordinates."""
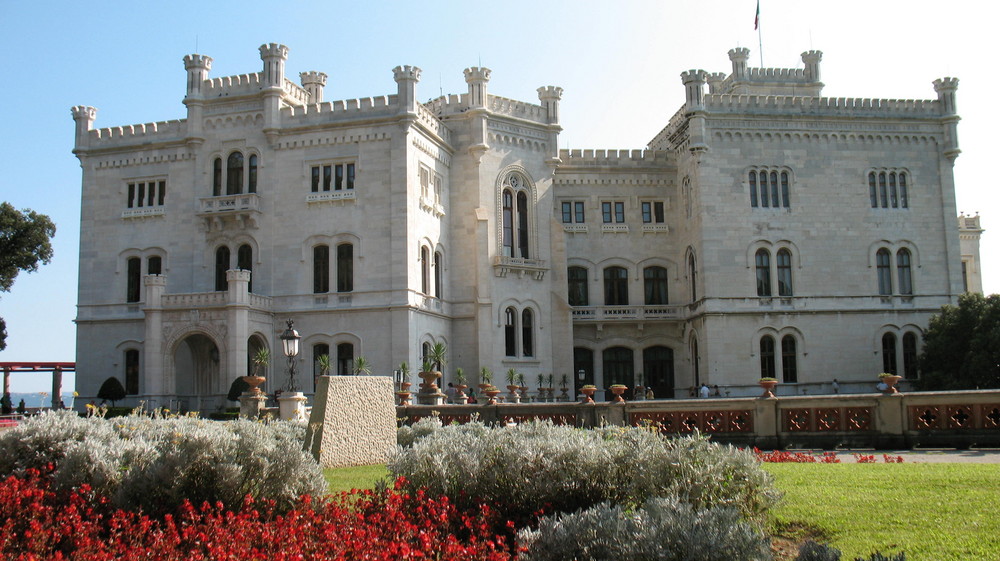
[{"left": 71, "top": 44, "right": 978, "bottom": 411}]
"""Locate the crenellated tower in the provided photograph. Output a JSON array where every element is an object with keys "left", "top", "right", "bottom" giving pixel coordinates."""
[
  {"left": 70, "top": 105, "right": 96, "bottom": 153},
  {"left": 259, "top": 43, "right": 289, "bottom": 145},
  {"left": 934, "top": 77, "right": 961, "bottom": 159},
  {"left": 392, "top": 65, "right": 422, "bottom": 118},
  {"left": 299, "top": 71, "right": 328, "bottom": 103},
  {"left": 464, "top": 67, "right": 491, "bottom": 159},
  {"left": 537, "top": 86, "right": 564, "bottom": 164},
  {"left": 182, "top": 54, "right": 212, "bottom": 144}
]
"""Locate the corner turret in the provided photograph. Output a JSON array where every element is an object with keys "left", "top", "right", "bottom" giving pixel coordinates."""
[
  {"left": 801, "top": 50, "right": 822, "bottom": 84},
  {"left": 71, "top": 105, "right": 96, "bottom": 152},
  {"left": 259, "top": 43, "right": 289, "bottom": 89},
  {"left": 300, "top": 71, "right": 328, "bottom": 103},
  {"left": 392, "top": 65, "right": 421, "bottom": 116},
  {"left": 728, "top": 48, "right": 750, "bottom": 82},
  {"left": 706, "top": 72, "right": 727, "bottom": 94},
  {"left": 681, "top": 70, "right": 707, "bottom": 109},
  {"left": 934, "top": 77, "right": 961, "bottom": 159},
  {"left": 464, "top": 67, "right": 491, "bottom": 109},
  {"left": 538, "top": 86, "right": 564, "bottom": 164},
  {"left": 183, "top": 54, "right": 213, "bottom": 98}
]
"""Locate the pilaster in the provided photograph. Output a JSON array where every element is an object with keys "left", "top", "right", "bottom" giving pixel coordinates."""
[{"left": 142, "top": 275, "right": 167, "bottom": 397}]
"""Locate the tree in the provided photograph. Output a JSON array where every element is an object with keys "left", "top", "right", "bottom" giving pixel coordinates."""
[
  {"left": 917, "top": 293, "right": 1000, "bottom": 390},
  {"left": 96, "top": 377, "right": 127, "bottom": 406},
  {"left": 0, "top": 202, "right": 56, "bottom": 350}
]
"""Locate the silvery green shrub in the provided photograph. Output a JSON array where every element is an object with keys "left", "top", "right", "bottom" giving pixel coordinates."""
[
  {"left": 0, "top": 410, "right": 325, "bottom": 513},
  {"left": 797, "top": 541, "right": 842, "bottom": 561},
  {"left": 517, "top": 496, "right": 771, "bottom": 561},
  {"left": 389, "top": 420, "right": 779, "bottom": 522}
]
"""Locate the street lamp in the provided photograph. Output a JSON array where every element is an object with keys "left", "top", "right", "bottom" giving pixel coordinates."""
[
  {"left": 279, "top": 319, "right": 301, "bottom": 392},
  {"left": 577, "top": 369, "right": 586, "bottom": 382}
]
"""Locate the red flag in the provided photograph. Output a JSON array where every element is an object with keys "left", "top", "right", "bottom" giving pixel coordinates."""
[{"left": 754, "top": 0, "right": 760, "bottom": 30}]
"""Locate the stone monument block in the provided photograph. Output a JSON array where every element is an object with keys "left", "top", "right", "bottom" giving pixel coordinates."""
[{"left": 305, "top": 375, "right": 396, "bottom": 468}]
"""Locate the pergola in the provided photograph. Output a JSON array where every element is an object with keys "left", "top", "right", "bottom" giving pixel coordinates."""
[{"left": 1, "top": 362, "right": 76, "bottom": 408}]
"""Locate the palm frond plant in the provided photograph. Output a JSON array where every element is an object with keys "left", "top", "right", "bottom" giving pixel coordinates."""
[
  {"left": 516, "top": 372, "right": 526, "bottom": 387},
  {"left": 454, "top": 367, "right": 466, "bottom": 386},
  {"left": 428, "top": 342, "right": 448, "bottom": 371},
  {"left": 479, "top": 367, "right": 493, "bottom": 386},
  {"left": 505, "top": 368, "right": 519, "bottom": 386},
  {"left": 252, "top": 347, "right": 270, "bottom": 377},
  {"left": 421, "top": 358, "right": 435, "bottom": 374},
  {"left": 537, "top": 373, "right": 545, "bottom": 388},
  {"left": 352, "top": 356, "right": 373, "bottom": 376},
  {"left": 316, "top": 354, "right": 331, "bottom": 377},
  {"left": 559, "top": 373, "right": 569, "bottom": 388}
]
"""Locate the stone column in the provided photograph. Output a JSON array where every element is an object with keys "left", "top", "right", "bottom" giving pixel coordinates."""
[{"left": 51, "top": 366, "right": 62, "bottom": 408}]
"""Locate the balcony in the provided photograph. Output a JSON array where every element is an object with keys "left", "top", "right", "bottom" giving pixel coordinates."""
[
  {"left": 307, "top": 190, "right": 356, "bottom": 205},
  {"left": 571, "top": 305, "right": 685, "bottom": 322},
  {"left": 494, "top": 255, "right": 547, "bottom": 280},
  {"left": 197, "top": 193, "right": 261, "bottom": 231}
]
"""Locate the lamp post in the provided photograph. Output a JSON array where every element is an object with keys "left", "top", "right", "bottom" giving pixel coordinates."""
[{"left": 280, "top": 319, "right": 301, "bottom": 392}]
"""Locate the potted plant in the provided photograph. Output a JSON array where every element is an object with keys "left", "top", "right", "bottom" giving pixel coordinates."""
[
  {"left": 454, "top": 367, "right": 469, "bottom": 403},
  {"left": 242, "top": 347, "right": 270, "bottom": 394},
  {"left": 878, "top": 372, "right": 903, "bottom": 394},
  {"left": 579, "top": 384, "right": 597, "bottom": 403},
  {"left": 481, "top": 385, "right": 501, "bottom": 405},
  {"left": 759, "top": 377, "right": 778, "bottom": 398},
  {"left": 505, "top": 368, "right": 521, "bottom": 402},
  {"left": 352, "top": 356, "right": 372, "bottom": 376},
  {"left": 317, "top": 354, "right": 331, "bottom": 376},
  {"left": 609, "top": 383, "right": 628, "bottom": 403},
  {"left": 558, "top": 373, "right": 570, "bottom": 401},
  {"left": 396, "top": 361, "right": 412, "bottom": 405},
  {"left": 479, "top": 367, "right": 494, "bottom": 392},
  {"left": 428, "top": 342, "right": 447, "bottom": 372},
  {"left": 418, "top": 358, "right": 440, "bottom": 391},
  {"left": 515, "top": 372, "right": 529, "bottom": 402}
]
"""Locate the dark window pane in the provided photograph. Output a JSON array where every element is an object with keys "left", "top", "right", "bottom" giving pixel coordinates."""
[
  {"left": 749, "top": 171, "right": 758, "bottom": 207},
  {"left": 877, "top": 249, "right": 892, "bottom": 295},
  {"left": 227, "top": 152, "right": 243, "bottom": 195},
  {"left": 641, "top": 202, "right": 651, "bottom": 223},
  {"left": 759, "top": 336, "right": 775, "bottom": 378},
  {"left": 869, "top": 172, "right": 877, "bottom": 208},
  {"left": 335, "top": 164, "right": 344, "bottom": 190},
  {"left": 654, "top": 201, "right": 664, "bottom": 222},
  {"left": 213, "top": 158, "right": 223, "bottom": 196},
  {"left": 562, "top": 202, "right": 572, "bottom": 223},
  {"left": 125, "top": 349, "right": 140, "bottom": 395},
  {"left": 760, "top": 172, "right": 769, "bottom": 207},
  {"left": 781, "top": 172, "right": 789, "bottom": 208},
  {"left": 505, "top": 308, "right": 517, "bottom": 356},
  {"left": 575, "top": 201, "right": 585, "bottom": 223},
  {"left": 602, "top": 202, "right": 612, "bottom": 223},
  {"left": 777, "top": 249, "right": 793, "bottom": 297},
  {"left": 337, "top": 243, "right": 353, "bottom": 292},
  {"left": 522, "top": 309, "right": 533, "bottom": 357},
  {"left": 337, "top": 343, "right": 354, "bottom": 375},
  {"left": 517, "top": 192, "right": 529, "bottom": 259},
  {"left": 882, "top": 333, "right": 897, "bottom": 374},
  {"left": 433, "top": 252, "right": 442, "bottom": 298},
  {"left": 237, "top": 244, "right": 253, "bottom": 293},
  {"left": 421, "top": 246, "right": 430, "bottom": 294},
  {"left": 604, "top": 267, "right": 628, "bottom": 305},
  {"left": 643, "top": 346, "right": 674, "bottom": 399},
  {"left": 903, "top": 332, "right": 918, "bottom": 379},
  {"left": 147, "top": 256, "right": 162, "bottom": 276},
  {"left": 346, "top": 163, "right": 355, "bottom": 189},
  {"left": 127, "top": 183, "right": 135, "bottom": 208},
  {"left": 643, "top": 266, "right": 668, "bottom": 305},
  {"left": 899, "top": 173, "right": 908, "bottom": 208},
  {"left": 602, "top": 346, "right": 634, "bottom": 389},
  {"left": 136, "top": 182, "right": 145, "bottom": 207},
  {"left": 502, "top": 191, "right": 513, "bottom": 256},
  {"left": 568, "top": 267, "right": 589, "bottom": 306},
  {"left": 614, "top": 201, "right": 624, "bottom": 223},
  {"left": 215, "top": 246, "right": 230, "bottom": 291},
  {"left": 126, "top": 257, "right": 141, "bottom": 302},
  {"left": 248, "top": 155, "right": 257, "bottom": 193},
  {"left": 781, "top": 335, "right": 797, "bottom": 383},
  {"left": 158, "top": 181, "right": 166, "bottom": 206},
  {"left": 313, "top": 245, "right": 329, "bottom": 293},
  {"left": 897, "top": 249, "right": 912, "bottom": 295},
  {"left": 574, "top": 347, "right": 595, "bottom": 386},
  {"left": 755, "top": 249, "right": 771, "bottom": 297}
]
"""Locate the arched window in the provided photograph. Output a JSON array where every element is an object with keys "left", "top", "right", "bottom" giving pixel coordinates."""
[
  {"left": 126, "top": 257, "right": 141, "bottom": 303},
  {"left": 574, "top": 347, "right": 595, "bottom": 386},
  {"left": 755, "top": 249, "right": 771, "bottom": 297},
  {"left": 214, "top": 246, "right": 230, "bottom": 291},
  {"left": 781, "top": 335, "right": 797, "bottom": 383},
  {"left": 248, "top": 154, "right": 258, "bottom": 193},
  {"left": 337, "top": 243, "right": 353, "bottom": 293},
  {"left": 876, "top": 248, "right": 892, "bottom": 295},
  {"left": 643, "top": 266, "right": 669, "bottom": 305},
  {"left": 147, "top": 256, "right": 162, "bottom": 276},
  {"left": 237, "top": 244, "right": 253, "bottom": 293},
  {"left": 226, "top": 152, "right": 244, "bottom": 195},
  {"left": 688, "top": 253, "right": 697, "bottom": 301},
  {"left": 759, "top": 335, "right": 776, "bottom": 378},
  {"left": 643, "top": 346, "right": 674, "bottom": 399},
  {"left": 213, "top": 158, "right": 223, "bottom": 196},
  {"left": 897, "top": 248, "right": 912, "bottom": 295},
  {"left": 420, "top": 246, "right": 430, "bottom": 294},
  {"left": 313, "top": 245, "right": 329, "bottom": 293},
  {"left": 776, "top": 249, "right": 793, "bottom": 297},
  {"left": 337, "top": 343, "right": 354, "bottom": 375},
  {"left": 882, "top": 333, "right": 897, "bottom": 374},
  {"left": 603, "top": 347, "right": 634, "bottom": 389},
  {"left": 504, "top": 307, "right": 517, "bottom": 357},
  {"left": 903, "top": 332, "right": 918, "bottom": 379},
  {"left": 521, "top": 309, "right": 534, "bottom": 357},
  {"left": 433, "top": 251, "right": 443, "bottom": 298},
  {"left": 516, "top": 191, "right": 529, "bottom": 259},
  {"left": 502, "top": 191, "right": 513, "bottom": 257},
  {"left": 604, "top": 267, "right": 628, "bottom": 306},
  {"left": 124, "top": 349, "right": 139, "bottom": 395},
  {"left": 313, "top": 343, "right": 330, "bottom": 377},
  {"left": 568, "top": 267, "right": 589, "bottom": 306}
]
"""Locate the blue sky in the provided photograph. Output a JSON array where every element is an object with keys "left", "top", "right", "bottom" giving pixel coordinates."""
[{"left": 0, "top": 0, "right": 994, "bottom": 392}]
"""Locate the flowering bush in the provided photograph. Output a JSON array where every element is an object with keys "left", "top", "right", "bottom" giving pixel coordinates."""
[
  {"left": 0, "top": 471, "right": 514, "bottom": 561},
  {"left": 390, "top": 420, "right": 779, "bottom": 525},
  {"left": 754, "top": 449, "right": 904, "bottom": 464},
  {"left": 0, "top": 410, "right": 326, "bottom": 513}
]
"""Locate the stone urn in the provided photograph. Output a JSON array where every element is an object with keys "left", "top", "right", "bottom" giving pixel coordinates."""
[
  {"left": 396, "top": 391, "right": 412, "bottom": 406},
  {"left": 419, "top": 370, "right": 441, "bottom": 391},
  {"left": 580, "top": 386, "right": 596, "bottom": 403},
  {"left": 519, "top": 385, "right": 530, "bottom": 403},
  {"left": 759, "top": 379, "right": 778, "bottom": 398},
  {"left": 482, "top": 386, "right": 501, "bottom": 405},
  {"left": 506, "top": 385, "right": 521, "bottom": 403},
  {"left": 241, "top": 375, "right": 266, "bottom": 395},
  {"left": 880, "top": 374, "right": 903, "bottom": 394},
  {"left": 609, "top": 385, "right": 627, "bottom": 403},
  {"left": 454, "top": 384, "right": 469, "bottom": 404}
]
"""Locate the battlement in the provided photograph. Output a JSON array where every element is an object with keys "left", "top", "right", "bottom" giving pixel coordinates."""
[
  {"left": 425, "top": 94, "right": 470, "bottom": 116},
  {"left": 183, "top": 54, "right": 212, "bottom": 70},
  {"left": 281, "top": 95, "right": 400, "bottom": 124},
  {"left": 702, "top": 94, "right": 942, "bottom": 117},
  {"left": 488, "top": 94, "right": 548, "bottom": 123},
  {"left": 203, "top": 72, "right": 264, "bottom": 97},
  {"left": 558, "top": 148, "right": 672, "bottom": 166},
  {"left": 85, "top": 119, "right": 188, "bottom": 148}
]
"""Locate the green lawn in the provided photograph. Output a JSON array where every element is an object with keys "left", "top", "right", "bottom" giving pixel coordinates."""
[
  {"left": 323, "top": 464, "right": 388, "bottom": 493},
  {"left": 324, "top": 463, "right": 1000, "bottom": 560},
  {"left": 765, "top": 463, "right": 1000, "bottom": 561}
]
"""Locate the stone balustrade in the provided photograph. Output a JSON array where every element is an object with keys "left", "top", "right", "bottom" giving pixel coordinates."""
[{"left": 397, "top": 389, "right": 1000, "bottom": 450}]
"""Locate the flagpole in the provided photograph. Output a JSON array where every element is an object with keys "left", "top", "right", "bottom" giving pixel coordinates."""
[{"left": 756, "top": 0, "right": 764, "bottom": 66}]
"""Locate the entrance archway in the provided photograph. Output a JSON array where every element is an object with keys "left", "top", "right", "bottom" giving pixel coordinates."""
[{"left": 173, "top": 333, "right": 221, "bottom": 411}]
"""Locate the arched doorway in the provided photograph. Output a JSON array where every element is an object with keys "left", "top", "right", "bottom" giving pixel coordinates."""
[
  {"left": 173, "top": 333, "right": 221, "bottom": 412},
  {"left": 643, "top": 346, "right": 674, "bottom": 399}
]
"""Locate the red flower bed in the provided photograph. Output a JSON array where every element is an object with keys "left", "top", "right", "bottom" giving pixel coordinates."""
[
  {"left": 754, "top": 449, "right": 905, "bottom": 463},
  {"left": 0, "top": 471, "right": 515, "bottom": 561}
]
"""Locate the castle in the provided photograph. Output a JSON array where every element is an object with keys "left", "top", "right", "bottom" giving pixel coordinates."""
[{"left": 70, "top": 43, "right": 980, "bottom": 409}]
